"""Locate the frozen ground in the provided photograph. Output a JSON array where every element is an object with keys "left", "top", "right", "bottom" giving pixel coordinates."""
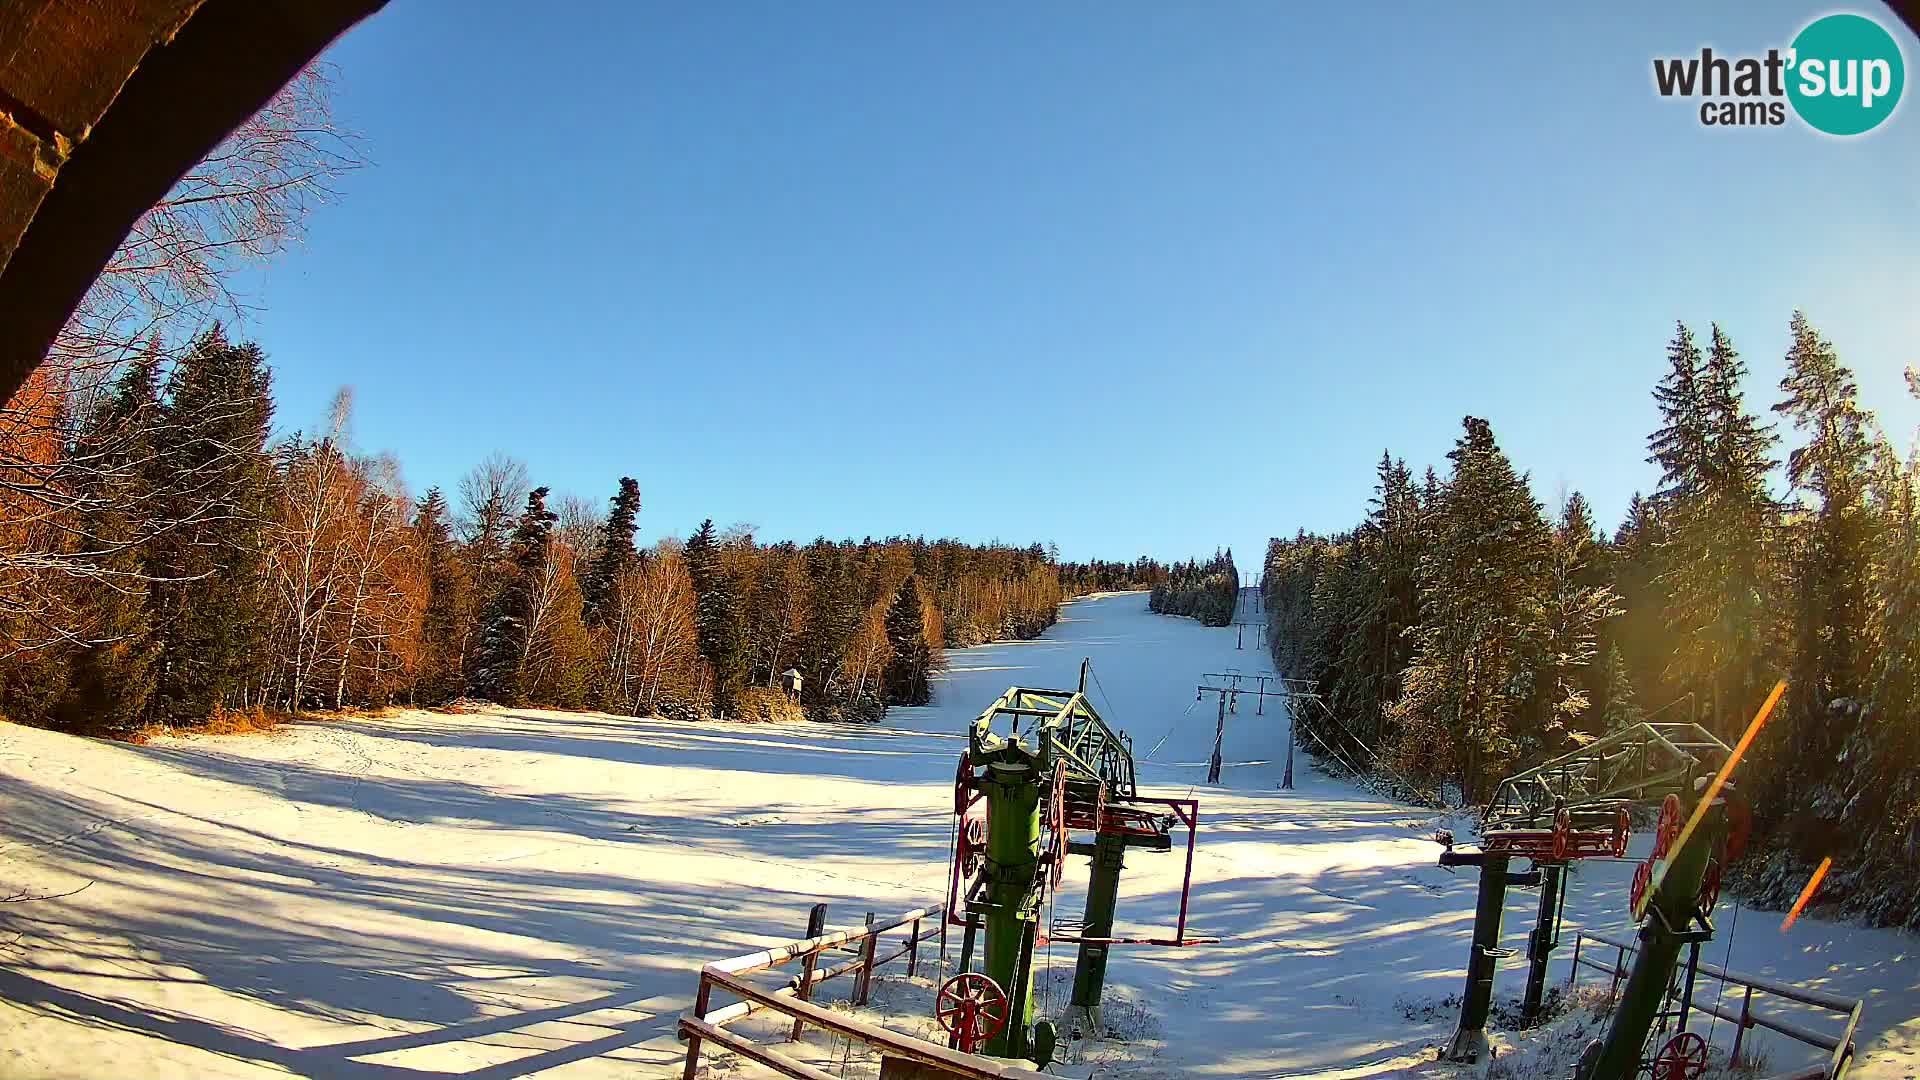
[{"left": 1, "top": 592, "right": 1915, "bottom": 1079}]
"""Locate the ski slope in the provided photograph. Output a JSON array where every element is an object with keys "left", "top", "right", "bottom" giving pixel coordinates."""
[{"left": 1, "top": 592, "right": 1914, "bottom": 1079}]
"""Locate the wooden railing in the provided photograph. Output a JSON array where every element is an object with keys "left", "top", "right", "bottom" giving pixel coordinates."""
[
  {"left": 1570, "top": 930, "right": 1863, "bottom": 1080},
  {"left": 679, "top": 901, "right": 1049, "bottom": 1080}
]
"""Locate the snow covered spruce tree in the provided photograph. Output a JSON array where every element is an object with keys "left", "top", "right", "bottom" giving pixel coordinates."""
[
  {"left": 1520, "top": 492, "right": 1621, "bottom": 761},
  {"left": 1827, "top": 367, "right": 1920, "bottom": 924},
  {"left": 797, "top": 540, "right": 858, "bottom": 715},
  {"left": 1595, "top": 643, "right": 1644, "bottom": 734},
  {"left": 1147, "top": 550, "right": 1239, "bottom": 626},
  {"left": 1768, "top": 313, "right": 1880, "bottom": 833},
  {"left": 581, "top": 477, "right": 644, "bottom": 708},
  {"left": 468, "top": 487, "right": 555, "bottom": 704},
  {"left": 1605, "top": 492, "right": 1674, "bottom": 715},
  {"left": 456, "top": 452, "right": 529, "bottom": 687},
  {"left": 53, "top": 350, "right": 167, "bottom": 732},
  {"left": 883, "top": 574, "right": 934, "bottom": 706},
  {"left": 1654, "top": 323, "right": 1781, "bottom": 741},
  {"left": 412, "top": 487, "right": 469, "bottom": 705},
  {"left": 143, "top": 328, "right": 278, "bottom": 725},
  {"left": 1385, "top": 417, "right": 1553, "bottom": 801},
  {"left": 685, "top": 519, "right": 747, "bottom": 717},
  {"left": 580, "top": 476, "right": 640, "bottom": 628}
]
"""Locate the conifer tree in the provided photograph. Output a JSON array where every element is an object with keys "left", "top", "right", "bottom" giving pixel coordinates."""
[
  {"left": 799, "top": 540, "right": 859, "bottom": 713},
  {"left": 1388, "top": 417, "right": 1551, "bottom": 800},
  {"left": 883, "top": 575, "right": 933, "bottom": 705},
  {"left": 1831, "top": 368, "right": 1920, "bottom": 917},
  {"left": 1608, "top": 493, "right": 1674, "bottom": 713},
  {"left": 1772, "top": 312, "right": 1878, "bottom": 812},
  {"left": 468, "top": 487, "right": 555, "bottom": 704},
  {"left": 685, "top": 518, "right": 747, "bottom": 716},
  {"left": 580, "top": 477, "right": 640, "bottom": 626},
  {"left": 58, "top": 351, "right": 165, "bottom": 732},
  {"left": 412, "top": 487, "right": 467, "bottom": 703},
  {"left": 144, "top": 327, "right": 277, "bottom": 723},
  {"left": 457, "top": 452, "right": 528, "bottom": 682},
  {"left": 1648, "top": 322, "right": 1710, "bottom": 502},
  {"left": 1655, "top": 324, "right": 1778, "bottom": 737},
  {"left": 1528, "top": 492, "right": 1621, "bottom": 751},
  {"left": 1596, "top": 644, "right": 1644, "bottom": 734}
]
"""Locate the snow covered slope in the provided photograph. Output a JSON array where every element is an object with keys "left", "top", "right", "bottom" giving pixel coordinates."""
[{"left": 1, "top": 592, "right": 1914, "bottom": 1078}]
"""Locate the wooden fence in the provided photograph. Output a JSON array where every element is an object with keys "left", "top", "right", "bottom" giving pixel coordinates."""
[
  {"left": 679, "top": 901, "right": 1049, "bottom": 1080},
  {"left": 1570, "top": 930, "right": 1862, "bottom": 1080}
]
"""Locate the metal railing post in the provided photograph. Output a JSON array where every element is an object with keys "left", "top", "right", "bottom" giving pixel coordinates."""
[
  {"left": 1731, "top": 985, "right": 1753, "bottom": 1066},
  {"left": 790, "top": 902, "right": 829, "bottom": 1042},
  {"left": 1569, "top": 934, "right": 1584, "bottom": 987},
  {"left": 1609, "top": 943, "right": 1626, "bottom": 1002},
  {"left": 907, "top": 918, "right": 921, "bottom": 978}
]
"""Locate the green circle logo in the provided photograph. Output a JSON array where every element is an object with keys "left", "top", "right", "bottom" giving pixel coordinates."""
[{"left": 1787, "top": 13, "right": 1905, "bottom": 135}]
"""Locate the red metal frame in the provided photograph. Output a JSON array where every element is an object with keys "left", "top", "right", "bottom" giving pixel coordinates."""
[
  {"left": 1078, "top": 795, "right": 1206, "bottom": 946},
  {"left": 1483, "top": 806, "right": 1631, "bottom": 864},
  {"left": 945, "top": 788, "right": 1208, "bottom": 948}
]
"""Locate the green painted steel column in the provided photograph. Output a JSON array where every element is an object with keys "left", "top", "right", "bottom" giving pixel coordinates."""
[
  {"left": 981, "top": 763, "right": 1041, "bottom": 1059},
  {"left": 1521, "top": 861, "right": 1566, "bottom": 1023},
  {"left": 1069, "top": 830, "right": 1127, "bottom": 1028},
  {"left": 1582, "top": 804, "right": 1721, "bottom": 1080},
  {"left": 1443, "top": 851, "right": 1512, "bottom": 1063}
]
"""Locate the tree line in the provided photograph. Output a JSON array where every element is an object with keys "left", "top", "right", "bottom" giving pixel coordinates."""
[
  {"left": 1149, "top": 550, "right": 1240, "bottom": 626},
  {"left": 1057, "top": 556, "right": 1175, "bottom": 597},
  {"left": 0, "top": 327, "right": 1139, "bottom": 732},
  {"left": 1262, "top": 314, "right": 1919, "bottom": 926}
]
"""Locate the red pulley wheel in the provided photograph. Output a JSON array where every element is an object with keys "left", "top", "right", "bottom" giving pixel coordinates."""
[
  {"left": 954, "top": 752, "right": 972, "bottom": 816},
  {"left": 1698, "top": 858, "right": 1722, "bottom": 916},
  {"left": 935, "top": 972, "right": 1009, "bottom": 1054},
  {"left": 1630, "top": 860, "right": 1653, "bottom": 916},
  {"left": 1652, "top": 1031, "right": 1708, "bottom": 1080},
  {"left": 1655, "top": 793, "right": 1683, "bottom": 859},
  {"left": 958, "top": 813, "right": 985, "bottom": 877}
]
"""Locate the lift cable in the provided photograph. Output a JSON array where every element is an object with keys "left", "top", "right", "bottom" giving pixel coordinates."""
[
  {"left": 1294, "top": 694, "right": 1439, "bottom": 808},
  {"left": 1087, "top": 664, "right": 1122, "bottom": 731},
  {"left": 1143, "top": 695, "right": 1201, "bottom": 762},
  {"left": 939, "top": 800, "right": 958, "bottom": 974},
  {"left": 1707, "top": 899, "right": 1741, "bottom": 1052}
]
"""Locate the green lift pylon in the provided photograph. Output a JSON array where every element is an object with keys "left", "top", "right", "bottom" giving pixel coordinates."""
[
  {"left": 1067, "top": 799, "right": 1173, "bottom": 1032},
  {"left": 949, "top": 661, "right": 1208, "bottom": 1063},
  {"left": 974, "top": 753, "right": 1045, "bottom": 1058},
  {"left": 1437, "top": 721, "right": 1731, "bottom": 1063},
  {"left": 1577, "top": 789, "right": 1731, "bottom": 1080}
]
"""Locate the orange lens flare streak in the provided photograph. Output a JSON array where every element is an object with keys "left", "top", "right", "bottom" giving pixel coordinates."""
[
  {"left": 1633, "top": 679, "right": 1786, "bottom": 921},
  {"left": 1780, "top": 856, "right": 1832, "bottom": 931}
]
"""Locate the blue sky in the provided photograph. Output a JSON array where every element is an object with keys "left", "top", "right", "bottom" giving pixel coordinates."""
[{"left": 237, "top": 2, "right": 1919, "bottom": 571}]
